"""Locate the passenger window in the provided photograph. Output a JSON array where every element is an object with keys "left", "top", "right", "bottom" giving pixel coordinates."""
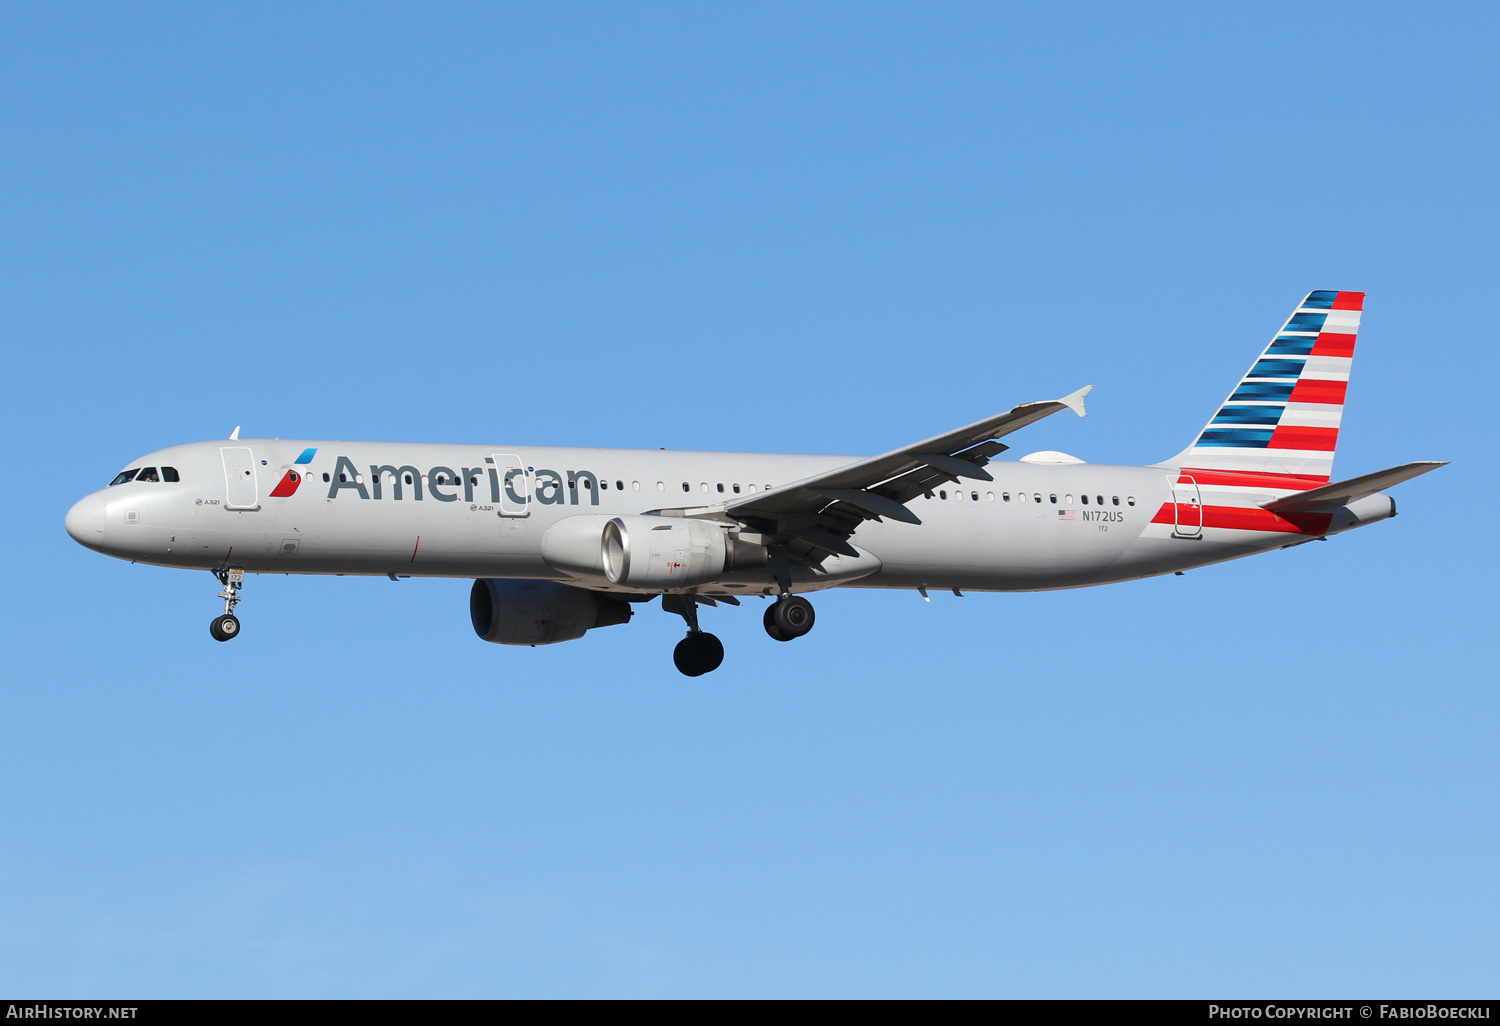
[
  {"left": 633, "top": 481, "right": 640, "bottom": 491},
  {"left": 109, "top": 469, "right": 139, "bottom": 485},
  {"left": 1112, "top": 496, "right": 1119, "bottom": 505},
  {"left": 599, "top": 480, "right": 607, "bottom": 489},
  {"left": 339, "top": 472, "right": 348, "bottom": 482},
  {"left": 1097, "top": 495, "right": 1104, "bottom": 505},
  {"left": 701, "top": 483, "right": 709, "bottom": 492},
  {"left": 955, "top": 490, "right": 963, "bottom": 500},
  {"left": 765, "top": 484, "right": 772, "bottom": 492},
  {"left": 682, "top": 482, "right": 689, "bottom": 492},
  {"left": 1127, "top": 496, "right": 1135, "bottom": 506},
  {"left": 1003, "top": 492, "right": 1011, "bottom": 501},
  {"left": 733, "top": 484, "right": 741, "bottom": 493},
  {"left": 1049, "top": 494, "right": 1057, "bottom": 504},
  {"left": 717, "top": 483, "right": 724, "bottom": 493},
  {"left": 749, "top": 484, "right": 757, "bottom": 493},
  {"left": 1018, "top": 492, "right": 1027, "bottom": 503},
  {"left": 323, "top": 472, "right": 331, "bottom": 483},
  {"left": 971, "top": 492, "right": 979, "bottom": 502},
  {"left": 1034, "top": 493, "right": 1042, "bottom": 503},
  {"left": 1064, "top": 493, "right": 1072, "bottom": 504},
  {"left": 617, "top": 481, "right": 624, "bottom": 491},
  {"left": 986, "top": 492, "right": 994, "bottom": 501},
  {"left": 939, "top": 490, "right": 947, "bottom": 500},
  {"left": 657, "top": 482, "right": 665, "bottom": 491},
  {"left": 1081, "top": 494, "right": 1089, "bottom": 504},
  {"left": 136, "top": 467, "right": 159, "bottom": 482},
  {"left": 161, "top": 467, "right": 180, "bottom": 482},
  {"left": 404, "top": 473, "right": 413, "bottom": 485}
]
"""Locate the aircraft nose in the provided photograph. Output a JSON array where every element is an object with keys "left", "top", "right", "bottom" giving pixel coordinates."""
[{"left": 65, "top": 494, "right": 106, "bottom": 548}]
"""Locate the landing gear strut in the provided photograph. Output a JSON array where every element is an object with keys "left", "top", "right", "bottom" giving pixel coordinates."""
[
  {"left": 210, "top": 568, "right": 244, "bottom": 642},
  {"left": 663, "top": 594, "right": 724, "bottom": 677},
  {"left": 763, "top": 594, "right": 815, "bottom": 642}
]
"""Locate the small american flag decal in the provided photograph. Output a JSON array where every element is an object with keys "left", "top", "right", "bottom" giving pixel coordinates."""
[{"left": 1058, "top": 509, "right": 1076, "bottom": 521}]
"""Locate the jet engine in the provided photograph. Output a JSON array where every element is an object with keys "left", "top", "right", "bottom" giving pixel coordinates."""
[
  {"left": 541, "top": 514, "right": 767, "bottom": 590},
  {"left": 602, "top": 515, "right": 767, "bottom": 590},
  {"left": 470, "top": 579, "right": 633, "bottom": 646}
]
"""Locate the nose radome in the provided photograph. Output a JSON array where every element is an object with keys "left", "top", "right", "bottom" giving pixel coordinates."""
[{"left": 65, "top": 494, "right": 106, "bottom": 548}]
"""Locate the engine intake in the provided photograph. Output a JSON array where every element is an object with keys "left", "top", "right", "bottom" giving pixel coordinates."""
[
  {"left": 601, "top": 515, "right": 767, "bottom": 590},
  {"left": 541, "top": 514, "right": 767, "bottom": 590},
  {"left": 470, "top": 579, "right": 632, "bottom": 646}
]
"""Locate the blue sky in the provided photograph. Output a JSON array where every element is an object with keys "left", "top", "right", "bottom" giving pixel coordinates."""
[{"left": 1, "top": 2, "right": 1496, "bottom": 997}]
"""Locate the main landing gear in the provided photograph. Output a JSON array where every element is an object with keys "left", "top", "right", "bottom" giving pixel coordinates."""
[
  {"left": 763, "top": 595, "right": 815, "bottom": 642},
  {"left": 661, "top": 592, "right": 818, "bottom": 675},
  {"left": 210, "top": 568, "right": 244, "bottom": 642},
  {"left": 663, "top": 594, "right": 724, "bottom": 677}
]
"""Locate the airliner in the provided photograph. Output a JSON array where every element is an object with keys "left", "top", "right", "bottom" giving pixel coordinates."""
[{"left": 65, "top": 291, "right": 1444, "bottom": 675}]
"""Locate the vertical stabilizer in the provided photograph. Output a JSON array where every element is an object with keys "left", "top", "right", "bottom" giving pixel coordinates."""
[{"left": 1161, "top": 290, "right": 1363, "bottom": 486}]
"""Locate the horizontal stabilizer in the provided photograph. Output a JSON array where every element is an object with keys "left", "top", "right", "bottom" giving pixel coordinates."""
[{"left": 1261, "top": 461, "right": 1448, "bottom": 513}]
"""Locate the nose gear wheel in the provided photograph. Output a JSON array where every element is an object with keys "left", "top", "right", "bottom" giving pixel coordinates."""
[{"left": 210, "top": 568, "right": 245, "bottom": 642}]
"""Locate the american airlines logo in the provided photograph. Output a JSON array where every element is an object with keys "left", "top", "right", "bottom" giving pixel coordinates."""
[
  {"left": 322, "top": 456, "right": 604, "bottom": 506},
  {"left": 268, "top": 448, "right": 318, "bottom": 498}
]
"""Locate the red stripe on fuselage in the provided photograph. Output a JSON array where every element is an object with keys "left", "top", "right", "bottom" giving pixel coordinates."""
[
  {"left": 1268, "top": 425, "right": 1339, "bottom": 451},
  {"left": 1287, "top": 378, "right": 1347, "bottom": 405},
  {"left": 1311, "top": 332, "right": 1356, "bottom": 357},
  {"left": 1178, "top": 468, "right": 1331, "bottom": 488},
  {"left": 1152, "top": 503, "right": 1331, "bottom": 535}
]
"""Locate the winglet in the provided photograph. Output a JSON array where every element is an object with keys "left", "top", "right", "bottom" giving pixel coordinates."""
[
  {"left": 229, "top": 426, "right": 241, "bottom": 440},
  {"left": 1059, "top": 385, "right": 1092, "bottom": 418}
]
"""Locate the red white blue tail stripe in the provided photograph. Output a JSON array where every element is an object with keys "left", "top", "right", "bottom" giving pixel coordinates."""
[{"left": 1170, "top": 290, "right": 1362, "bottom": 486}]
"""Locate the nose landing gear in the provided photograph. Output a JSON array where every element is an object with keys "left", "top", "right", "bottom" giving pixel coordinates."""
[
  {"left": 763, "top": 595, "right": 815, "bottom": 642},
  {"left": 210, "top": 568, "right": 244, "bottom": 642}
]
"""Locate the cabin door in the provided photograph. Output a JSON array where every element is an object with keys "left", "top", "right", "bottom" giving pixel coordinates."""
[
  {"left": 220, "top": 447, "right": 259, "bottom": 510},
  {"left": 1172, "top": 475, "right": 1202, "bottom": 538},
  {"left": 493, "top": 453, "right": 530, "bottom": 517}
]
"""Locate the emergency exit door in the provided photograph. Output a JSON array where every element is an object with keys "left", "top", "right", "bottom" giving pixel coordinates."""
[{"left": 493, "top": 453, "right": 530, "bottom": 517}]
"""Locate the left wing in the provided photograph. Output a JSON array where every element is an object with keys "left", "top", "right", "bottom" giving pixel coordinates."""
[{"left": 659, "top": 386, "right": 1092, "bottom": 565}]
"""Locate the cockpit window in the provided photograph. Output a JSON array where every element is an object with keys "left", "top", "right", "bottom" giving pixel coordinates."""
[
  {"left": 136, "top": 467, "right": 160, "bottom": 482},
  {"left": 161, "top": 467, "right": 180, "bottom": 482},
  {"left": 109, "top": 469, "right": 139, "bottom": 485}
]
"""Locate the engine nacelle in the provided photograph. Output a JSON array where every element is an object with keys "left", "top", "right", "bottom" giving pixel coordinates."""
[
  {"left": 602, "top": 515, "right": 767, "bottom": 590},
  {"left": 470, "top": 579, "right": 632, "bottom": 646}
]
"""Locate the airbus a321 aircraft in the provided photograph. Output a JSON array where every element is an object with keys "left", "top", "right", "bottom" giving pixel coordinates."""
[{"left": 66, "top": 291, "right": 1444, "bottom": 676}]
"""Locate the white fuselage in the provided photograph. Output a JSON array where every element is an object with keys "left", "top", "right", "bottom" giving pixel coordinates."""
[{"left": 64, "top": 438, "right": 1378, "bottom": 596}]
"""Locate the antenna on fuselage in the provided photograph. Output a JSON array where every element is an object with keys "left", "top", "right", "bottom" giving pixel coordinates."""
[{"left": 229, "top": 426, "right": 241, "bottom": 440}]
